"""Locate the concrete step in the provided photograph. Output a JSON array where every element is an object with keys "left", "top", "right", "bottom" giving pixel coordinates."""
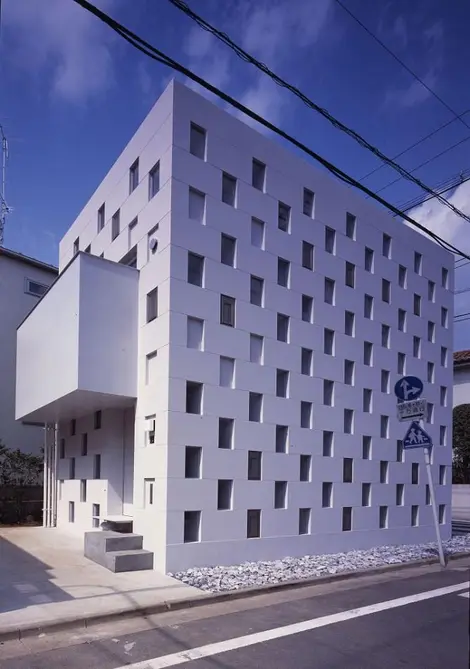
[
  {"left": 104, "top": 533, "right": 143, "bottom": 552},
  {"left": 105, "top": 549, "right": 154, "bottom": 573},
  {"left": 85, "top": 531, "right": 144, "bottom": 568}
]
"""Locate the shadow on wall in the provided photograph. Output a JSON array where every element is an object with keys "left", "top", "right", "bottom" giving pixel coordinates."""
[{"left": 0, "top": 533, "right": 72, "bottom": 614}]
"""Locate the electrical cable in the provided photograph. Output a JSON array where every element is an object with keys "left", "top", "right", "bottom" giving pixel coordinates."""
[
  {"left": 399, "top": 170, "right": 470, "bottom": 213},
  {"left": 165, "top": 0, "right": 470, "bottom": 225},
  {"left": 71, "top": 0, "right": 470, "bottom": 261}
]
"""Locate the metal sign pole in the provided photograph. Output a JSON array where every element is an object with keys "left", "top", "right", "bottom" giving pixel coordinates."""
[{"left": 423, "top": 438, "right": 446, "bottom": 567}]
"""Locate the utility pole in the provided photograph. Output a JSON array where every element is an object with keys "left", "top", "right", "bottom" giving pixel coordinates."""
[{"left": 0, "top": 124, "right": 10, "bottom": 247}]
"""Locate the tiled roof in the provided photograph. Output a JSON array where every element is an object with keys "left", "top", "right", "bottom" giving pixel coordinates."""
[{"left": 454, "top": 350, "right": 470, "bottom": 365}]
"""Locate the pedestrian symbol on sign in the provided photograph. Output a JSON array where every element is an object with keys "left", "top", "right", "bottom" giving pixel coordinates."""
[{"left": 403, "top": 422, "right": 432, "bottom": 449}]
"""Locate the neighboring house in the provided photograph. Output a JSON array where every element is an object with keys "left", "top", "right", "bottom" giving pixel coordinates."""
[
  {"left": 0, "top": 248, "right": 57, "bottom": 454},
  {"left": 15, "top": 81, "right": 454, "bottom": 573},
  {"left": 453, "top": 350, "right": 470, "bottom": 407}
]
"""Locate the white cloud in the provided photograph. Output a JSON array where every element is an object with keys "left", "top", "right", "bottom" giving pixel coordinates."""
[
  {"left": 384, "top": 68, "right": 438, "bottom": 109},
  {"left": 3, "top": 0, "right": 118, "bottom": 103}
]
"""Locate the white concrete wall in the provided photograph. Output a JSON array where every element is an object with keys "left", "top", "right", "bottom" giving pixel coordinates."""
[
  {"left": 452, "top": 484, "right": 470, "bottom": 521},
  {"left": 453, "top": 366, "right": 470, "bottom": 407}
]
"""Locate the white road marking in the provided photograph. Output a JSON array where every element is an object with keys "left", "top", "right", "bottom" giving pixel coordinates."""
[
  {"left": 458, "top": 591, "right": 470, "bottom": 598},
  {"left": 115, "top": 581, "right": 470, "bottom": 669}
]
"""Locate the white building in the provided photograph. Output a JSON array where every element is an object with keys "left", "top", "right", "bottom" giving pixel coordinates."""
[
  {"left": 453, "top": 350, "right": 470, "bottom": 407},
  {"left": 0, "top": 248, "right": 57, "bottom": 455},
  {"left": 16, "top": 81, "right": 454, "bottom": 573}
]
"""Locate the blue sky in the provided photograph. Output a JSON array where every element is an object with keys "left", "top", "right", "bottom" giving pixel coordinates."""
[{"left": 2, "top": 0, "right": 470, "bottom": 347}]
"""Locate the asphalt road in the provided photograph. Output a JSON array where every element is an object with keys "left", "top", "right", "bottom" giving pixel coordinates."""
[{"left": 1, "top": 558, "right": 469, "bottom": 669}]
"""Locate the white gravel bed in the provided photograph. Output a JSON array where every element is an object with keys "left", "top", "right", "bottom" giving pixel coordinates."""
[{"left": 169, "top": 535, "right": 470, "bottom": 592}]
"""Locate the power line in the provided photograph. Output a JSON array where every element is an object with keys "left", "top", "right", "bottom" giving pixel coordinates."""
[
  {"left": 333, "top": 0, "right": 470, "bottom": 134},
  {"left": 399, "top": 169, "right": 470, "bottom": 213},
  {"left": 71, "top": 0, "right": 470, "bottom": 261},
  {"left": 165, "top": 0, "right": 470, "bottom": 226}
]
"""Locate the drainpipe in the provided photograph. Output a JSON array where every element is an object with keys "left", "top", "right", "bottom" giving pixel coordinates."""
[
  {"left": 43, "top": 425, "right": 49, "bottom": 527},
  {"left": 43, "top": 423, "right": 58, "bottom": 528},
  {"left": 52, "top": 423, "right": 58, "bottom": 527}
]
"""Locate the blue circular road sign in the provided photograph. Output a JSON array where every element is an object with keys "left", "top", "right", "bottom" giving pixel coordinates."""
[{"left": 394, "top": 376, "right": 424, "bottom": 402}]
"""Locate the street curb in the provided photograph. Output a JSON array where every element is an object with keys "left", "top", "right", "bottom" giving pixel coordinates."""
[{"left": 1, "top": 551, "right": 469, "bottom": 643}]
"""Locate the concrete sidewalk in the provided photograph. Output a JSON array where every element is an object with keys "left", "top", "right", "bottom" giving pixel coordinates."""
[{"left": 0, "top": 527, "right": 201, "bottom": 640}]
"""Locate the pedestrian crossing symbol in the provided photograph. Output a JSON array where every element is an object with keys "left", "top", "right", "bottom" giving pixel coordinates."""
[{"left": 403, "top": 421, "right": 432, "bottom": 449}]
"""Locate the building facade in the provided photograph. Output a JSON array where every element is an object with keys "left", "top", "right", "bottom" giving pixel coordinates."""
[
  {"left": 16, "top": 81, "right": 454, "bottom": 573},
  {"left": 0, "top": 248, "right": 57, "bottom": 455},
  {"left": 453, "top": 350, "right": 470, "bottom": 407}
]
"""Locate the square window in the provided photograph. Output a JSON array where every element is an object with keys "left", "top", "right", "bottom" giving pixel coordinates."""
[
  {"left": 252, "top": 159, "right": 266, "bottom": 191},
  {"left": 92, "top": 503, "right": 100, "bottom": 528},
  {"left": 221, "top": 234, "right": 236, "bottom": 267},
  {"left": 396, "top": 483, "right": 404, "bottom": 506},
  {"left": 189, "top": 187, "right": 205, "bottom": 222},
  {"left": 69, "top": 457, "right": 75, "bottom": 480},
  {"left": 380, "top": 415, "right": 389, "bottom": 438},
  {"left": 382, "top": 324, "right": 390, "bottom": 348},
  {"left": 219, "top": 356, "right": 235, "bottom": 388},
  {"left": 363, "top": 388, "right": 372, "bottom": 413},
  {"left": 382, "top": 279, "right": 391, "bottom": 303},
  {"left": 222, "top": 172, "right": 237, "bottom": 206},
  {"left": 382, "top": 233, "right": 391, "bottom": 258},
  {"left": 320, "top": 431, "right": 333, "bottom": 458},
  {"left": 149, "top": 161, "right": 160, "bottom": 199},
  {"left": 217, "top": 480, "right": 233, "bottom": 510},
  {"left": 69, "top": 501, "right": 75, "bottom": 523},
  {"left": 413, "top": 294, "right": 421, "bottom": 316},
  {"left": 344, "top": 359, "right": 355, "bottom": 386},
  {"left": 275, "top": 425, "right": 288, "bottom": 453},
  {"left": 441, "top": 307, "right": 448, "bottom": 327},
  {"left": 302, "top": 294, "right": 313, "bottom": 322},
  {"left": 398, "top": 264, "right": 407, "bottom": 288},
  {"left": 346, "top": 212, "right": 356, "bottom": 239},
  {"left": 185, "top": 446, "right": 202, "bottom": 478},
  {"left": 345, "top": 261, "right": 355, "bottom": 288},
  {"left": 190, "top": 123, "right": 206, "bottom": 159},
  {"left": 187, "top": 317, "right": 204, "bottom": 350},
  {"left": 427, "top": 402, "right": 434, "bottom": 423},
  {"left": 70, "top": 419, "right": 76, "bottom": 436},
  {"left": 428, "top": 280, "right": 435, "bottom": 302},
  {"left": 322, "top": 482, "right": 333, "bottom": 508},
  {"left": 396, "top": 439, "right": 404, "bottom": 462},
  {"left": 250, "top": 275, "right": 264, "bottom": 306},
  {"left": 428, "top": 321, "right": 435, "bottom": 343},
  {"left": 398, "top": 309, "right": 406, "bottom": 332},
  {"left": 274, "top": 481, "right": 288, "bottom": 509},
  {"left": 414, "top": 251, "right": 422, "bottom": 274},
  {"left": 301, "top": 348, "right": 313, "bottom": 375},
  {"left": 97, "top": 203, "right": 105, "bottom": 232},
  {"left": 440, "top": 425, "right": 446, "bottom": 446},
  {"left": 186, "top": 381, "right": 203, "bottom": 414},
  {"left": 344, "top": 409, "right": 354, "bottom": 434},
  {"left": 129, "top": 158, "right": 139, "bottom": 193},
  {"left": 277, "top": 313, "right": 290, "bottom": 342},
  {"left": 276, "top": 369, "right": 289, "bottom": 398},
  {"left": 439, "top": 465, "right": 446, "bottom": 485},
  {"left": 278, "top": 201, "right": 291, "bottom": 231},
  {"left": 247, "top": 509, "right": 261, "bottom": 538},
  {"left": 251, "top": 217, "right": 265, "bottom": 248},
  {"left": 345, "top": 311, "right": 355, "bottom": 336},
  {"left": 411, "top": 505, "right": 419, "bottom": 526},
  {"left": 362, "top": 483, "right": 371, "bottom": 507},
  {"left": 218, "top": 418, "right": 234, "bottom": 449},
  {"left": 380, "top": 460, "right": 389, "bottom": 483},
  {"left": 249, "top": 393, "right": 263, "bottom": 422},
  {"left": 379, "top": 506, "right": 388, "bottom": 529},
  {"left": 324, "top": 278, "right": 335, "bottom": 305},
  {"left": 438, "top": 504, "right": 445, "bottom": 525},
  {"left": 184, "top": 510, "right": 201, "bottom": 543},
  {"left": 146, "top": 288, "right": 158, "bottom": 322},
  {"left": 300, "top": 455, "right": 311, "bottom": 482},
  {"left": 323, "top": 379, "right": 334, "bottom": 406},
  {"left": 250, "top": 334, "right": 264, "bottom": 364},
  {"left": 303, "top": 188, "right": 315, "bottom": 217},
  {"left": 364, "top": 294, "right": 373, "bottom": 319},
  {"left": 81, "top": 433, "right": 88, "bottom": 456},
  {"left": 299, "top": 508, "right": 311, "bottom": 535},
  {"left": 343, "top": 457, "right": 353, "bottom": 483},
  {"left": 325, "top": 227, "right": 336, "bottom": 253},
  {"left": 440, "top": 385, "right": 447, "bottom": 406},
  {"left": 364, "top": 341, "right": 373, "bottom": 366},
  {"left": 365, "top": 247, "right": 374, "bottom": 272},
  {"left": 94, "top": 410, "right": 102, "bottom": 430},
  {"left": 413, "top": 336, "right": 421, "bottom": 358},
  {"left": 302, "top": 242, "right": 314, "bottom": 270},
  {"left": 220, "top": 294, "right": 235, "bottom": 327},
  {"left": 442, "top": 267, "right": 449, "bottom": 288},
  {"left": 398, "top": 352, "right": 406, "bottom": 375},
  {"left": 412, "top": 462, "right": 419, "bottom": 484},
  {"left": 111, "top": 209, "right": 120, "bottom": 241},
  {"left": 248, "top": 450, "right": 262, "bottom": 480},
  {"left": 342, "top": 507, "right": 352, "bottom": 531},
  {"left": 301, "top": 401, "right": 312, "bottom": 428},
  {"left": 441, "top": 346, "right": 448, "bottom": 366},
  {"left": 381, "top": 370, "right": 390, "bottom": 393},
  {"left": 324, "top": 328, "right": 335, "bottom": 355},
  {"left": 278, "top": 257, "right": 290, "bottom": 286},
  {"left": 426, "top": 485, "right": 431, "bottom": 505},
  {"left": 73, "top": 238, "right": 79, "bottom": 256},
  {"left": 93, "top": 454, "right": 101, "bottom": 479},
  {"left": 362, "top": 436, "right": 372, "bottom": 459},
  {"left": 188, "top": 252, "right": 204, "bottom": 286}
]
